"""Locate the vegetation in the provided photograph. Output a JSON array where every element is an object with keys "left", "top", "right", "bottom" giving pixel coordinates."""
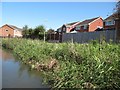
[
  {"left": 116, "top": 0, "right": 120, "bottom": 14},
  {"left": 47, "top": 29, "right": 55, "bottom": 34},
  {"left": 22, "top": 25, "right": 46, "bottom": 39},
  {"left": 2, "top": 38, "right": 120, "bottom": 89}
]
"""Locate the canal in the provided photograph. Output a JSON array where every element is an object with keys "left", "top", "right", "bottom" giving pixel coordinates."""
[{"left": 0, "top": 48, "right": 49, "bottom": 88}]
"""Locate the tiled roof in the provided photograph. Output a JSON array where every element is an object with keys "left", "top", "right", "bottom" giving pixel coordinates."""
[
  {"left": 8, "top": 24, "right": 23, "bottom": 31},
  {"left": 66, "top": 21, "right": 79, "bottom": 25},
  {"left": 104, "top": 13, "right": 118, "bottom": 20},
  {"left": 57, "top": 16, "right": 102, "bottom": 30},
  {"left": 77, "top": 17, "right": 100, "bottom": 25}
]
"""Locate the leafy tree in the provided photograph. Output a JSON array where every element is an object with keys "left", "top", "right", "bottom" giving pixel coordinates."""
[
  {"left": 23, "top": 25, "right": 28, "bottom": 31},
  {"left": 22, "top": 25, "right": 29, "bottom": 37},
  {"left": 113, "top": 1, "right": 120, "bottom": 18},
  {"left": 22, "top": 25, "right": 46, "bottom": 39},
  {"left": 47, "top": 28, "right": 55, "bottom": 34},
  {"left": 33, "top": 25, "right": 46, "bottom": 39},
  {"left": 34, "top": 25, "right": 46, "bottom": 35},
  {"left": 28, "top": 28, "right": 33, "bottom": 35},
  {"left": 116, "top": 1, "right": 120, "bottom": 14}
]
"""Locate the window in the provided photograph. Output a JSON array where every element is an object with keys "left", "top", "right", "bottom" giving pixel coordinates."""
[
  {"left": 63, "top": 27, "right": 66, "bottom": 32},
  {"left": 6, "top": 30, "right": 8, "bottom": 31},
  {"left": 105, "top": 20, "right": 115, "bottom": 26},
  {"left": 58, "top": 29, "right": 61, "bottom": 32},
  {"left": 75, "top": 26, "right": 80, "bottom": 30},
  {"left": 81, "top": 26, "right": 84, "bottom": 29},
  {"left": 83, "top": 25, "right": 87, "bottom": 29}
]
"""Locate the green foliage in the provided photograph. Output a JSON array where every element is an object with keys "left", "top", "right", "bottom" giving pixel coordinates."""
[
  {"left": 2, "top": 38, "right": 120, "bottom": 89},
  {"left": 34, "top": 25, "right": 45, "bottom": 35},
  {"left": 47, "top": 28, "right": 55, "bottom": 34},
  {"left": 22, "top": 25, "right": 46, "bottom": 39}
]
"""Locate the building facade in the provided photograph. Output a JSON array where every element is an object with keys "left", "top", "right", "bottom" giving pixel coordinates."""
[
  {"left": 0, "top": 24, "right": 23, "bottom": 37},
  {"left": 75, "top": 17, "right": 103, "bottom": 32},
  {"left": 57, "top": 17, "right": 103, "bottom": 33},
  {"left": 57, "top": 21, "right": 81, "bottom": 33}
]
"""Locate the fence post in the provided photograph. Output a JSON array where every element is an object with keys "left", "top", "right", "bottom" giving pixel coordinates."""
[
  {"left": 44, "top": 31, "right": 45, "bottom": 43},
  {"left": 58, "top": 33, "right": 60, "bottom": 42},
  {"left": 71, "top": 34, "right": 73, "bottom": 43},
  {"left": 116, "top": 19, "right": 120, "bottom": 42}
]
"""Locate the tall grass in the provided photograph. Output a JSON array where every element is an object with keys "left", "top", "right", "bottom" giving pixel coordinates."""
[{"left": 2, "top": 38, "right": 120, "bottom": 89}]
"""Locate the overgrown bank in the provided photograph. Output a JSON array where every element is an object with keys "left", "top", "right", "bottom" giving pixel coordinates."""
[{"left": 1, "top": 38, "right": 120, "bottom": 89}]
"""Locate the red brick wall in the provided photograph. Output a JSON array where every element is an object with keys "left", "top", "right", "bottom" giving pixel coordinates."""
[
  {"left": 0, "top": 25, "right": 14, "bottom": 37},
  {"left": 89, "top": 18, "right": 103, "bottom": 32}
]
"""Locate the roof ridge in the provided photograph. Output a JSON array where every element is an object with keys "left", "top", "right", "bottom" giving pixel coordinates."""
[
  {"left": 85, "top": 17, "right": 100, "bottom": 21},
  {"left": 77, "top": 17, "right": 101, "bottom": 25},
  {"left": 5, "top": 24, "right": 23, "bottom": 30},
  {"left": 66, "top": 21, "right": 80, "bottom": 25}
]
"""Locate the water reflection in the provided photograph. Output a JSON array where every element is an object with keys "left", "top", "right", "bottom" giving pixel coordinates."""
[
  {"left": 1, "top": 49, "right": 49, "bottom": 88},
  {"left": 1, "top": 49, "right": 14, "bottom": 61}
]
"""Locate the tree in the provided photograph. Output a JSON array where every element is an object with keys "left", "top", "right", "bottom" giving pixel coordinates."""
[
  {"left": 116, "top": 1, "right": 120, "bottom": 13},
  {"left": 33, "top": 25, "right": 46, "bottom": 39},
  {"left": 34, "top": 25, "right": 46, "bottom": 35},
  {"left": 23, "top": 25, "right": 28, "bottom": 31},
  {"left": 28, "top": 28, "right": 33, "bottom": 35},
  {"left": 114, "top": 1, "right": 120, "bottom": 19},
  {"left": 22, "top": 25, "right": 29, "bottom": 37},
  {"left": 47, "top": 28, "right": 55, "bottom": 34}
]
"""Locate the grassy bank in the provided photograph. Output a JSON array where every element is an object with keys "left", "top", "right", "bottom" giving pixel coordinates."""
[{"left": 1, "top": 38, "right": 120, "bottom": 89}]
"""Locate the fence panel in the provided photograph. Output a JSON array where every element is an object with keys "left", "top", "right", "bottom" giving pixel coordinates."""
[{"left": 62, "top": 30, "right": 116, "bottom": 43}]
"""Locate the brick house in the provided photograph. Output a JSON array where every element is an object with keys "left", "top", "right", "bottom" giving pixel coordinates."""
[
  {"left": 57, "top": 21, "right": 81, "bottom": 33},
  {"left": 104, "top": 13, "right": 120, "bottom": 31},
  {"left": 0, "top": 24, "right": 23, "bottom": 37},
  {"left": 75, "top": 17, "right": 103, "bottom": 32},
  {"left": 57, "top": 17, "right": 103, "bottom": 33}
]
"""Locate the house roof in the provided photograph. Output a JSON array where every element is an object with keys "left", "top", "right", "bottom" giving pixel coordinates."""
[
  {"left": 57, "top": 22, "right": 77, "bottom": 30},
  {"left": 57, "top": 16, "right": 102, "bottom": 31},
  {"left": 8, "top": 24, "right": 23, "bottom": 31},
  {"left": 66, "top": 21, "right": 79, "bottom": 25},
  {"left": 77, "top": 17, "right": 100, "bottom": 25},
  {"left": 63, "top": 21, "right": 80, "bottom": 28},
  {"left": 104, "top": 13, "right": 118, "bottom": 21},
  {"left": 57, "top": 27, "right": 62, "bottom": 30},
  {"left": 2, "top": 24, "right": 23, "bottom": 31}
]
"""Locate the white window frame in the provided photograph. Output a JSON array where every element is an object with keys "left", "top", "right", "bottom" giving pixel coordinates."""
[{"left": 105, "top": 20, "right": 115, "bottom": 26}]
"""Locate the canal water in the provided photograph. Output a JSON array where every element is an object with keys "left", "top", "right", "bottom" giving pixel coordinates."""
[{"left": 0, "top": 48, "right": 49, "bottom": 88}]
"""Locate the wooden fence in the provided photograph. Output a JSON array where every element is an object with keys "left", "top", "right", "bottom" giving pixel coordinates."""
[
  {"left": 47, "top": 33, "right": 62, "bottom": 42},
  {"left": 62, "top": 30, "right": 116, "bottom": 43}
]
